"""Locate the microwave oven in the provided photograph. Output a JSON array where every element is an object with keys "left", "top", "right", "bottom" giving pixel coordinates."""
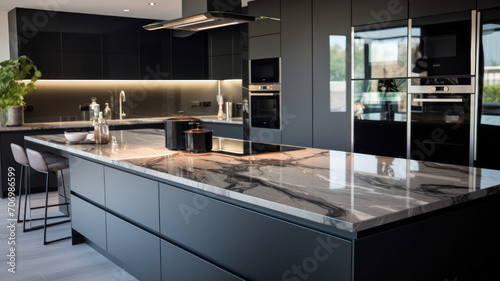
[{"left": 250, "top": 57, "right": 281, "bottom": 84}]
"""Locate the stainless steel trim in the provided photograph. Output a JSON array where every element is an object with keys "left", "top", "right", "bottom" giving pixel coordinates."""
[
  {"left": 408, "top": 19, "right": 412, "bottom": 78},
  {"left": 413, "top": 98, "right": 463, "bottom": 103},
  {"left": 407, "top": 19, "right": 412, "bottom": 159},
  {"left": 470, "top": 94, "right": 475, "bottom": 166},
  {"left": 249, "top": 93, "right": 276, "bottom": 96},
  {"left": 408, "top": 84, "right": 475, "bottom": 94},
  {"left": 473, "top": 11, "right": 481, "bottom": 162},
  {"left": 249, "top": 84, "right": 281, "bottom": 91},
  {"left": 471, "top": 10, "right": 477, "bottom": 76},
  {"left": 407, "top": 93, "right": 411, "bottom": 159},
  {"left": 351, "top": 27, "right": 355, "bottom": 153}
]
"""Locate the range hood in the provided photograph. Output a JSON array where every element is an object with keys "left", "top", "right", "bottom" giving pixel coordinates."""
[
  {"left": 143, "top": 11, "right": 257, "bottom": 31},
  {"left": 143, "top": 0, "right": 278, "bottom": 32}
]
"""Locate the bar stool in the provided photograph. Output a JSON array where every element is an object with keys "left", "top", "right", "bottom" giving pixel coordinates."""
[{"left": 26, "top": 148, "right": 71, "bottom": 245}]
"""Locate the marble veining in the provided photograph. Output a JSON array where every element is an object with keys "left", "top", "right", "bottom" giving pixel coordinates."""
[
  {"left": 25, "top": 129, "right": 500, "bottom": 233},
  {"left": 1, "top": 116, "right": 242, "bottom": 132}
]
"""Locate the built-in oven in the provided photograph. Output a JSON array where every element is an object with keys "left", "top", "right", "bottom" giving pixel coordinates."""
[
  {"left": 249, "top": 84, "right": 281, "bottom": 129},
  {"left": 408, "top": 92, "right": 474, "bottom": 166},
  {"left": 250, "top": 57, "right": 281, "bottom": 84},
  {"left": 409, "top": 10, "right": 477, "bottom": 92}
]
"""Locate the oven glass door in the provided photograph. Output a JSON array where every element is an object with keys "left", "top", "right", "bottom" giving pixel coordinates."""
[
  {"left": 410, "top": 93, "right": 471, "bottom": 165},
  {"left": 410, "top": 11, "right": 473, "bottom": 81},
  {"left": 250, "top": 93, "right": 280, "bottom": 129},
  {"left": 250, "top": 58, "right": 280, "bottom": 84}
]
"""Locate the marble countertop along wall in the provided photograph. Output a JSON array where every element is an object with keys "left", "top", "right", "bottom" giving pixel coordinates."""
[
  {"left": 0, "top": 116, "right": 243, "bottom": 132},
  {"left": 25, "top": 129, "right": 500, "bottom": 233}
]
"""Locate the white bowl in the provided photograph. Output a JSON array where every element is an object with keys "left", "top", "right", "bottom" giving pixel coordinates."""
[{"left": 64, "top": 131, "right": 88, "bottom": 142}]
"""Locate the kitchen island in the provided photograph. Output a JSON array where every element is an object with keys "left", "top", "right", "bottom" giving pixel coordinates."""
[{"left": 25, "top": 129, "right": 500, "bottom": 281}]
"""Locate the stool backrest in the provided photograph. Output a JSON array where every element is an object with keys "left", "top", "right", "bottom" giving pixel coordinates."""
[
  {"left": 26, "top": 148, "right": 49, "bottom": 173},
  {"left": 11, "top": 143, "right": 29, "bottom": 166}
]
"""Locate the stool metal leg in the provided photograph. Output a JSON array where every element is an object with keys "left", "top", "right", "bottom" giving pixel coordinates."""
[
  {"left": 43, "top": 171, "right": 71, "bottom": 245},
  {"left": 17, "top": 164, "right": 24, "bottom": 223}
]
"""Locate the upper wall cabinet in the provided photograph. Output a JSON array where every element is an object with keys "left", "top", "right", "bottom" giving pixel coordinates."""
[
  {"left": 208, "top": 25, "right": 242, "bottom": 80},
  {"left": 8, "top": 8, "right": 203, "bottom": 80},
  {"left": 409, "top": 0, "right": 476, "bottom": 18},
  {"left": 352, "top": 0, "right": 408, "bottom": 26},
  {"left": 478, "top": 0, "right": 500, "bottom": 10},
  {"left": 248, "top": 0, "right": 281, "bottom": 60}
]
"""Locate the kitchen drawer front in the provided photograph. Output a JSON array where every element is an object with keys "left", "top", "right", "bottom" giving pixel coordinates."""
[
  {"left": 104, "top": 167, "right": 159, "bottom": 231},
  {"left": 69, "top": 156, "right": 105, "bottom": 204},
  {"left": 106, "top": 213, "right": 161, "bottom": 281},
  {"left": 159, "top": 183, "right": 352, "bottom": 281},
  {"left": 161, "top": 240, "right": 244, "bottom": 281},
  {"left": 71, "top": 195, "right": 106, "bottom": 250}
]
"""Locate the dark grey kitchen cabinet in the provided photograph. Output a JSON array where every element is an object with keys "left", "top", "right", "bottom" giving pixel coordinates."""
[
  {"left": 69, "top": 156, "right": 105, "bottom": 205},
  {"left": 71, "top": 195, "right": 107, "bottom": 250},
  {"left": 281, "top": 0, "right": 313, "bottom": 147},
  {"left": 312, "top": 0, "right": 352, "bottom": 151},
  {"left": 248, "top": 34, "right": 281, "bottom": 60},
  {"left": 8, "top": 8, "right": 63, "bottom": 79},
  {"left": 352, "top": 0, "right": 408, "bottom": 26},
  {"left": 354, "top": 120, "right": 407, "bottom": 158},
  {"left": 478, "top": 0, "right": 500, "bottom": 9},
  {"left": 409, "top": 0, "right": 476, "bottom": 18},
  {"left": 104, "top": 167, "right": 160, "bottom": 231},
  {"left": 159, "top": 182, "right": 352, "bottom": 281},
  {"left": 172, "top": 31, "right": 208, "bottom": 79},
  {"left": 250, "top": 127, "right": 282, "bottom": 144},
  {"left": 248, "top": 0, "right": 280, "bottom": 37},
  {"left": 161, "top": 240, "right": 244, "bottom": 281},
  {"left": 208, "top": 25, "right": 242, "bottom": 80},
  {"left": 106, "top": 213, "right": 161, "bottom": 281},
  {"left": 60, "top": 12, "right": 103, "bottom": 79},
  {"left": 139, "top": 24, "right": 172, "bottom": 80}
]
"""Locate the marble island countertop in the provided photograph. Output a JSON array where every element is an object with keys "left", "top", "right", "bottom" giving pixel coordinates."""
[
  {"left": 25, "top": 129, "right": 500, "bottom": 233},
  {"left": 0, "top": 116, "right": 243, "bottom": 132}
]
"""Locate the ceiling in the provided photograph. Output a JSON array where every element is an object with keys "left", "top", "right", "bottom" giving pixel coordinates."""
[
  {"left": 0, "top": 0, "right": 254, "bottom": 20},
  {"left": 0, "top": 0, "right": 182, "bottom": 20}
]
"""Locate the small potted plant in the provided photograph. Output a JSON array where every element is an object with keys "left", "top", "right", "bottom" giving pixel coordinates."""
[{"left": 0, "top": 55, "right": 42, "bottom": 126}]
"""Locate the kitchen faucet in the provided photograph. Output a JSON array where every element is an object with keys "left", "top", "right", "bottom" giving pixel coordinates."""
[{"left": 119, "top": 90, "right": 126, "bottom": 120}]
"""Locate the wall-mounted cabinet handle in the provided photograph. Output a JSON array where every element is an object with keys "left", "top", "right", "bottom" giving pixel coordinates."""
[
  {"left": 413, "top": 98, "right": 463, "bottom": 103},
  {"left": 250, "top": 93, "right": 276, "bottom": 96}
]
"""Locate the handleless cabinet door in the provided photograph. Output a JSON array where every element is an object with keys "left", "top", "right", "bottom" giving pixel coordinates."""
[
  {"left": 159, "top": 183, "right": 352, "bottom": 281},
  {"left": 71, "top": 196, "right": 106, "bottom": 250},
  {"left": 104, "top": 167, "right": 159, "bottom": 231},
  {"left": 106, "top": 214, "right": 161, "bottom": 281},
  {"left": 161, "top": 240, "right": 244, "bottom": 281},
  {"left": 478, "top": 0, "right": 500, "bottom": 9},
  {"left": 69, "top": 156, "right": 105, "bottom": 205},
  {"left": 409, "top": 0, "right": 476, "bottom": 18},
  {"left": 352, "top": 0, "right": 408, "bottom": 26}
]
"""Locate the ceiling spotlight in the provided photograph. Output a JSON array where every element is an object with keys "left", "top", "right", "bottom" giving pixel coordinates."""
[
  {"left": 149, "top": 3, "right": 156, "bottom": 6},
  {"left": 123, "top": 9, "right": 130, "bottom": 12}
]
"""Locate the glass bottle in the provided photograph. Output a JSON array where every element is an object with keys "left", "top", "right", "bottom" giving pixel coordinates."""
[
  {"left": 104, "top": 103, "right": 112, "bottom": 120},
  {"left": 94, "top": 112, "right": 109, "bottom": 144},
  {"left": 89, "top": 97, "right": 100, "bottom": 125}
]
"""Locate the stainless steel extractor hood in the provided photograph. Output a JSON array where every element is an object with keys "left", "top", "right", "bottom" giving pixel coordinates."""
[{"left": 143, "top": 11, "right": 257, "bottom": 31}]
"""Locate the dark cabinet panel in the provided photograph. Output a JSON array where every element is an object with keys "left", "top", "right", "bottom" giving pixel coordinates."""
[
  {"left": 103, "top": 54, "right": 139, "bottom": 79},
  {"left": 62, "top": 52, "right": 102, "bottom": 79},
  {"left": 13, "top": 9, "right": 61, "bottom": 53},
  {"left": 71, "top": 196, "right": 106, "bottom": 250},
  {"left": 354, "top": 120, "right": 407, "bottom": 158},
  {"left": 249, "top": 34, "right": 281, "bottom": 60},
  {"left": 201, "top": 123, "right": 243, "bottom": 139},
  {"left": 172, "top": 56, "right": 207, "bottom": 79},
  {"left": 281, "top": 0, "right": 313, "bottom": 147},
  {"left": 312, "top": 0, "right": 352, "bottom": 151},
  {"left": 478, "top": 0, "right": 500, "bottom": 9},
  {"left": 69, "top": 156, "right": 105, "bottom": 205},
  {"left": 101, "top": 17, "right": 140, "bottom": 54},
  {"left": 106, "top": 214, "right": 161, "bottom": 281},
  {"left": 23, "top": 51, "right": 63, "bottom": 79},
  {"left": 161, "top": 240, "right": 244, "bottom": 281},
  {"left": 159, "top": 182, "right": 352, "bottom": 281},
  {"left": 104, "top": 167, "right": 159, "bottom": 231},
  {"left": 248, "top": 0, "right": 281, "bottom": 37},
  {"left": 409, "top": 0, "right": 476, "bottom": 18},
  {"left": 352, "top": 0, "right": 408, "bottom": 26}
]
